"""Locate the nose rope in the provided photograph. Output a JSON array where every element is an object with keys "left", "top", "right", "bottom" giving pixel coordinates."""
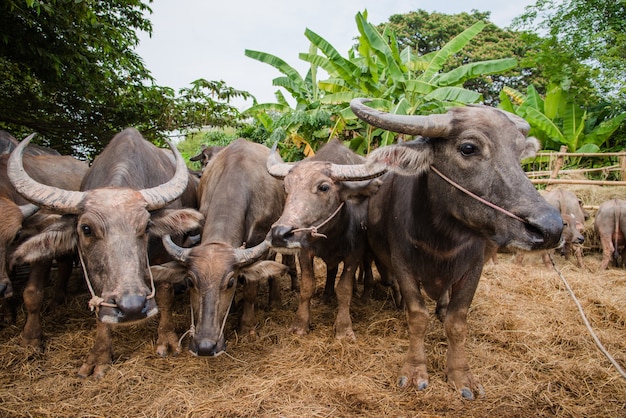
[
  {"left": 291, "top": 201, "right": 345, "bottom": 238},
  {"left": 77, "top": 250, "right": 156, "bottom": 313},
  {"left": 178, "top": 283, "right": 235, "bottom": 352},
  {"left": 430, "top": 165, "right": 528, "bottom": 224}
]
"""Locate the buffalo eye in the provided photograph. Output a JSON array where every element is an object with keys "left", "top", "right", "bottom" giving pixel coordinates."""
[
  {"left": 460, "top": 143, "right": 477, "bottom": 156},
  {"left": 317, "top": 183, "right": 331, "bottom": 192},
  {"left": 225, "top": 272, "right": 236, "bottom": 289},
  {"left": 80, "top": 224, "right": 92, "bottom": 236}
]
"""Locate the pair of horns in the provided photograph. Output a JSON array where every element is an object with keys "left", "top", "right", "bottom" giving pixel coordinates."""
[{"left": 8, "top": 133, "right": 189, "bottom": 214}]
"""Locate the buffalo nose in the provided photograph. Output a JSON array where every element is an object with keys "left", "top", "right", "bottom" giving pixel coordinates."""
[
  {"left": 271, "top": 225, "right": 294, "bottom": 247},
  {"left": 528, "top": 209, "right": 564, "bottom": 250},
  {"left": 189, "top": 338, "right": 224, "bottom": 356},
  {"left": 116, "top": 294, "right": 150, "bottom": 321}
]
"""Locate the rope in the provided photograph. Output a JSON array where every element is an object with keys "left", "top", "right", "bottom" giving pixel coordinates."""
[
  {"left": 548, "top": 254, "right": 626, "bottom": 380},
  {"left": 78, "top": 250, "right": 156, "bottom": 313},
  {"left": 291, "top": 201, "right": 345, "bottom": 238},
  {"left": 430, "top": 166, "right": 527, "bottom": 224}
]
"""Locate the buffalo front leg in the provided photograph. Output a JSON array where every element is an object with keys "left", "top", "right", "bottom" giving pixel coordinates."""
[
  {"left": 334, "top": 257, "right": 357, "bottom": 340},
  {"left": 240, "top": 280, "right": 260, "bottom": 338},
  {"left": 444, "top": 270, "right": 484, "bottom": 399},
  {"left": 78, "top": 321, "right": 113, "bottom": 379},
  {"left": 155, "top": 281, "right": 180, "bottom": 357},
  {"left": 289, "top": 249, "right": 315, "bottom": 335},
  {"left": 21, "top": 260, "right": 52, "bottom": 350}
]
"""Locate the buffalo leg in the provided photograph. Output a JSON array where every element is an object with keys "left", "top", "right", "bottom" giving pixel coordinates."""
[
  {"left": 51, "top": 254, "right": 74, "bottom": 307},
  {"left": 322, "top": 263, "right": 339, "bottom": 304},
  {"left": 155, "top": 281, "right": 180, "bottom": 357},
  {"left": 334, "top": 257, "right": 357, "bottom": 340},
  {"left": 444, "top": 267, "right": 484, "bottom": 400},
  {"left": 21, "top": 259, "right": 52, "bottom": 349},
  {"left": 240, "top": 280, "right": 260, "bottom": 338},
  {"left": 290, "top": 249, "right": 315, "bottom": 335},
  {"left": 396, "top": 269, "right": 430, "bottom": 391},
  {"left": 78, "top": 321, "right": 112, "bottom": 379}
]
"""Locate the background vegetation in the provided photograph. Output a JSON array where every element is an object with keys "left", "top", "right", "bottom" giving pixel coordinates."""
[{"left": 1, "top": 0, "right": 624, "bottom": 161}]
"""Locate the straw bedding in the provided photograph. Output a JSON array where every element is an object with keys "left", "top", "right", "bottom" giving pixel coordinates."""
[{"left": 1, "top": 187, "right": 625, "bottom": 417}]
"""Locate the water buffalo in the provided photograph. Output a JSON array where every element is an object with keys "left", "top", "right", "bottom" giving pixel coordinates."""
[
  {"left": 594, "top": 198, "right": 626, "bottom": 270},
  {"left": 266, "top": 138, "right": 386, "bottom": 339},
  {"left": 0, "top": 130, "right": 61, "bottom": 156},
  {"left": 541, "top": 188, "right": 587, "bottom": 268},
  {"left": 157, "top": 138, "right": 290, "bottom": 356},
  {"left": 345, "top": 98, "right": 563, "bottom": 399},
  {"left": 8, "top": 128, "right": 203, "bottom": 377}
]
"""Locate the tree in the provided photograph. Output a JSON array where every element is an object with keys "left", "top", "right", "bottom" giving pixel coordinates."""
[
  {"left": 380, "top": 9, "right": 545, "bottom": 105},
  {"left": 512, "top": 0, "right": 626, "bottom": 105},
  {"left": 245, "top": 10, "right": 516, "bottom": 155},
  {"left": 0, "top": 0, "right": 250, "bottom": 158}
]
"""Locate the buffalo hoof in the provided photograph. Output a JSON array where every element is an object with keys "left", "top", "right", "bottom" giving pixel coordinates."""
[
  {"left": 156, "top": 331, "right": 181, "bottom": 357},
  {"left": 459, "top": 384, "right": 485, "bottom": 400},
  {"left": 78, "top": 362, "right": 110, "bottom": 379},
  {"left": 288, "top": 323, "right": 309, "bottom": 336}
]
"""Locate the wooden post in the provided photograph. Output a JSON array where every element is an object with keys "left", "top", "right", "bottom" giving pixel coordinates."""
[
  {"left": 620, "top": 152, "right": 626, "bottom": 181},
  {"left": 546, "top": 145, "right": 568, "bottom": 191}
]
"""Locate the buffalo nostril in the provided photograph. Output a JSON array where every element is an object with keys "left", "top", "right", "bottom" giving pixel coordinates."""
[
  {"left": 190, "top": 338, "right": 224, "bottom": 356},
  {"left": 115, "top": 294, "right": 149, "bottom": 321}
]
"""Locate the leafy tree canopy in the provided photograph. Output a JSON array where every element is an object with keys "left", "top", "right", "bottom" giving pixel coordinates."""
[
  {"left": 380, "top": 9, "right": 545, "bottom": 106},
  {"left": 0, "top": 0, "right": 250, "bottom": 158},
  {"left": 512, "top": 0, "right": 626, "bottom": 105}
]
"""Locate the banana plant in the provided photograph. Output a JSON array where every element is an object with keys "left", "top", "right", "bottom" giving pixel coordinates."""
[{"left": 499, "top": 84, "right": 626, "bottom": 152}]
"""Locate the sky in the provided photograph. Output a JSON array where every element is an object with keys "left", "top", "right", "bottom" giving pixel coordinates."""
[{"left": 135, "top": 1, "right": 537, "bottom": 109}]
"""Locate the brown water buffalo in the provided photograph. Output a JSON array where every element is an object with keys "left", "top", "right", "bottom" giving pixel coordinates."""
[
  {"left": 157, "top": 139, "right": 290, "bottom": 356},
  {"left": 346, "top": 98, "right": 562, "bottom": 399},
  {"left": 594, "top": 198, "right": 626, "bottom": 270},
  {"left": 541, "top": 188, "right": 587, "bottom": 268},
  {"left": 8, "top": 128, "right": 203, "bottom": 378},
  {"left": 266, "top": 139, "right": 386, "bottom": 339}
]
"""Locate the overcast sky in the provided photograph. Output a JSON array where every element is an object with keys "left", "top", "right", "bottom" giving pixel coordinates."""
[{"left": 135, "top": 1, "right": 537, "bottom": 108}]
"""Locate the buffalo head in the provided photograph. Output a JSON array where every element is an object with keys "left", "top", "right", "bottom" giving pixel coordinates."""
[
  {"left": 349, "top": 98, "right": 562, "bottom": 251},
  {"left": 8, "top": 130, "right": 203, "bottom": 324},
  {"left": 158, "top": 236, "right": 287, "bottom": 356}
]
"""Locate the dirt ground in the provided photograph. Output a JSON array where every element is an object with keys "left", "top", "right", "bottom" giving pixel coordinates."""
[{"left": 0, "top": 244, "right": 624, "bottom": 417}]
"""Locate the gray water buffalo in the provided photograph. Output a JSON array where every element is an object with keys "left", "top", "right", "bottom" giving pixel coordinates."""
[
  {"left": 189, "top": 144, "right": 225, "bottom": 172},
  {"left": 157, "top": 139, "right": 290, "bottom": 356},
  {"left": 8, "top": 128, "right": 203, "bottom": 377},
  {"left": 594, "top": 198, "right": 626, "bottom": 270},
  {"left": 266, "top": 138, "right": 386, "bottom": 339},
  {"left": 541, "top": 188, "right": 587, "bottom": 268},
  {"left": 345, "top": 98, "right": 562, "bottom": 399}
]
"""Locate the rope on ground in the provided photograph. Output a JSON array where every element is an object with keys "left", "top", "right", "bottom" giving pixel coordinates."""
[{"left": 548, "top": 254, "right": 626, "bottom": 381}]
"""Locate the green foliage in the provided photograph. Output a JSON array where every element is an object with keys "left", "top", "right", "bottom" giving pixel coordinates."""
[
  {"left": 382, "top": 10, "right": 544, "bottom": 106},
  {"left": 500, "top": 83, "right": 626, "bottom": 152},
  {"left": 512, "top": 0, "right": 626, "bottom": 105},
  {"left": 245, "top": 10, "right": 518, "bottom": 155},
  {"left": 0, "top": 1, "right": 249, "bottom": 158}
]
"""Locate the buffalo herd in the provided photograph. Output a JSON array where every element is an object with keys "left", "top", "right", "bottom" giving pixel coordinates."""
[{"left": 0, "top": 99, "right": 621, "bottom": 398}]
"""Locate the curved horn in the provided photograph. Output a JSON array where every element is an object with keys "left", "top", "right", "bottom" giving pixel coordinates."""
[
  {"left": 162, "top": 234, "right": 192, "bottom": 263},
  {"left": 140, "top": 140, "right": 190, "bottom": 211},
  {"left": 19, "top": 203, "right": 40, "bottom": 219},
  {"left": 8, "top": 133, "right": 86, "bottom": 214},
  {"left": 233, "top": 240, "right": 270, "bottom": 267},
  {"left": 350, "top": 98, "right": 453, "bottom": 138},
  {"left": 266, "top": 142, "right": 293, "bottom": 179},
  {"left": 328, "top": 162, "right": 387, "bottom": 181}
]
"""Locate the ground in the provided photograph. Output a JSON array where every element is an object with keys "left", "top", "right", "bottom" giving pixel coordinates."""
[{"left": 0, "top": 248, "right": 624, "bottom": 417}]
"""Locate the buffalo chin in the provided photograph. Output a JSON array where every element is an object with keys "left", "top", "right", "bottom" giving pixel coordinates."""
[{"left": 97, "top": 298, "right": 158, "bottom": 324}]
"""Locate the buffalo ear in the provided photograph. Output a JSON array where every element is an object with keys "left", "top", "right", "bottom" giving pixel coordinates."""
[
  {"left": 150, "top": 261, "right": 189, "bottom": 284},
  {"left": 367, "top": 143, "right": 433, "bottom": 176},
  {"left": 237, "top": 260, "right": 288, "bottom": 284},
  {"left": 520, "top": 137, "right": 540, "bottom": 161},
  {"left": 149, "top": 208, "right": 204, "bottom": 237},
  {"left": 11, "top": 215, "right": 77, "bottom": 267},
  {"left": 339, "top": 178, "right": 383, "bottom": 203}
]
